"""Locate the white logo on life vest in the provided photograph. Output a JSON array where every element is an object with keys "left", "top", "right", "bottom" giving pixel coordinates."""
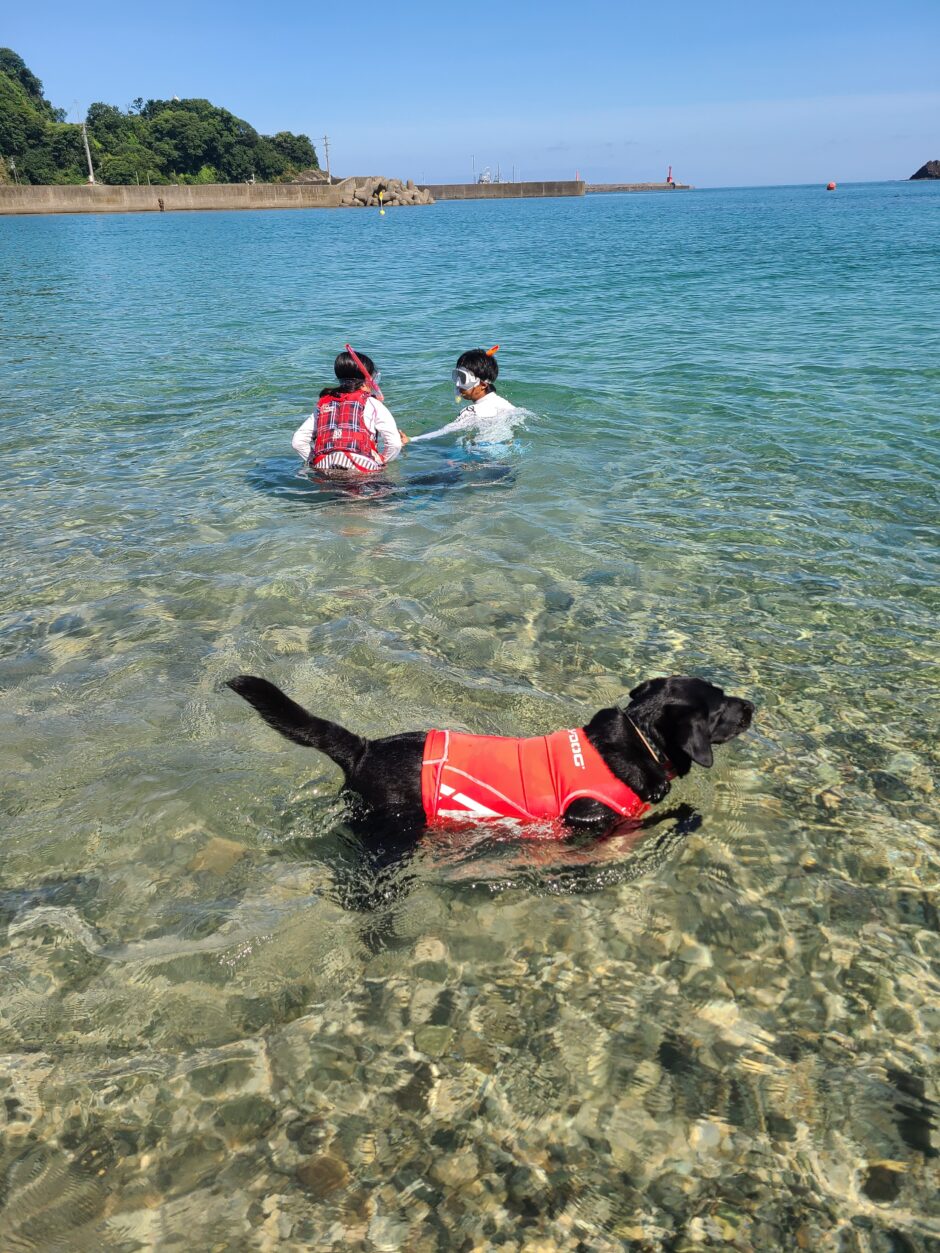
[{"left": 568, "top": 729, "right": 585, "bottom": 768}]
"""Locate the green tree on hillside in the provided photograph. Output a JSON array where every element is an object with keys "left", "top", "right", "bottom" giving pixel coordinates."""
[
  {"left": 0, "top": 48, "right": 319, "bottom": 186},
  {"left": 0, "top": 69, "right": 84, "bottom": 182},
  {"left": 270, "top": 131, "right": 318, "bottom": 169},
  {"left": 0, "top": 48, "right": 62, "bottom": 118}
]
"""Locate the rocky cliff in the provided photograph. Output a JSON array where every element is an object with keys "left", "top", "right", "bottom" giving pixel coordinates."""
[{"left": 910, "top": 160, "right": 940, "bottom": 180}]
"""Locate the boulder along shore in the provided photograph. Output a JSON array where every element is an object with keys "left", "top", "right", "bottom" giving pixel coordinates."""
[{"left": 292, "top": 171, "right": 433, "bottom": 206}]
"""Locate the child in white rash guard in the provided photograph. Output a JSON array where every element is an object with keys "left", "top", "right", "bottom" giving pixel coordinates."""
[
  {"left": 410, "top": 346, "right": 516, "bottom": 444},
  {"left": 291, "top": 349, "right": 409, "bottom": 475}
]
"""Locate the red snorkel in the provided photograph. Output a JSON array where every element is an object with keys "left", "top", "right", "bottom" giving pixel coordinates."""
[{"left": 345, "top": 343, "right": 384, "bottom": 402}]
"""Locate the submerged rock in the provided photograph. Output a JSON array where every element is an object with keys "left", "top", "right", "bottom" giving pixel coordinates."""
[
  {"left": 431, "top": 1149, "right": 480, "bottom": 1188},
  {"left": 186, "top": 836, "right": 247, "bottom": 875},
  {"left": 413, "top": 1024, "right": 454, "bottom": 1056},
  {"left": 295, "top": 1153, "right": 350, "bottom": 1197},
  {"left": 861, "top": 1161, "right": 904, "bottom": 1202}
]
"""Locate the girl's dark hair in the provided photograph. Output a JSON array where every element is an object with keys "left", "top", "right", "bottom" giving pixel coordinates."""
[
  {"left": 456, "top": 348, "right": 498, "bottom": 390},
  {"left": 320, "top": 350, "right": 377, "bottom": 399}
]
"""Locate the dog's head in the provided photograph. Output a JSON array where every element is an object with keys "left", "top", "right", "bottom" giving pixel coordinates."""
[{"left": 627, "top": 676, "right": 754, "bottom": 776}]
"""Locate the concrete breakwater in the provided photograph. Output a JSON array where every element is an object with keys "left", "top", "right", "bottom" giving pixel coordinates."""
[
  {"left": 1, "top": 178, "right": 590, "bottom": 215},
  {"left": 331, "top": 177, "right": 432, "bottom": 207},
  {"left": 0, "top": 177, "right": 431, "bottom": 216},
  {"left": 415, "top": 181, "right": 689, "bottom": 201},
  {"left": 587, "top": 182, "right": 692, "bottom": 193},
  {"left": 417, "top": 180, "right": 584, "bottom": 201},
  {"left": 0, "top": 176, "right": 689, "bottom": 216}
]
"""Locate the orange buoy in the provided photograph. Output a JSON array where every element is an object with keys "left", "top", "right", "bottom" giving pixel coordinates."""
[{"left": 826, "top": 181, "right": 836, "bottom": 191}]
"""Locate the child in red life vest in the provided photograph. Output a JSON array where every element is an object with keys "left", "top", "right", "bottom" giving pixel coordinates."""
[{"left": 291, "top": 350, "right": 409, "bottom": 475}]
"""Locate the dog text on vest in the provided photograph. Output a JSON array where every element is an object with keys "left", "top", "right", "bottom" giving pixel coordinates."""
[{"left": 567, "top": 729, "right": 585, "bottom": 768}]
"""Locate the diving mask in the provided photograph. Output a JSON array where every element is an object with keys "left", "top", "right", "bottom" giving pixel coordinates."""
[{"left": 452, "top": 366, "right": 482, "bottom": 392}]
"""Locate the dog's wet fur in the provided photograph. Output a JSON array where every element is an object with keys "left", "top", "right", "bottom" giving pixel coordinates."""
[{"left": 227, "top": 674, "right": 754, "bottom": 836}]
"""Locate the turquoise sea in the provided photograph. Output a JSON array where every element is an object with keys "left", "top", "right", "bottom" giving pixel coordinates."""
[{"left": 1, "top": 182, "right": 938, "bottom": 1249}]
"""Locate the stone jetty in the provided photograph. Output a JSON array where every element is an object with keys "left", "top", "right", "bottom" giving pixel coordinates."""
[{"left": 587, "top": 181, "right": 692, "bottom": 193}]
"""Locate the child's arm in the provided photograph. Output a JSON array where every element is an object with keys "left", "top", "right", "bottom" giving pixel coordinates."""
[
  {"left": 291, "top": 413, "right": 317, "bottom": 460},
  {"left": 369, "top": 399, "right": 404, "bottom": 462},
  {"left": 409, "top": 405, "right": 478, "bottom": 443}
]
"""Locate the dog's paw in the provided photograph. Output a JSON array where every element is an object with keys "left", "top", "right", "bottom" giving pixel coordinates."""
[{"left": 647, "top": 778, "right": 670, "bottom": 805}]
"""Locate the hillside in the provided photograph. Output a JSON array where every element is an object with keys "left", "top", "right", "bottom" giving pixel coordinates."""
[{"left": 0, "top": 48, "right": 318, "bottom": 185}]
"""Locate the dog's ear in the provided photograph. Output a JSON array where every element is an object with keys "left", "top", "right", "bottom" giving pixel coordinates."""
[
  {"left": 629, "top": 678, "right": 665, "bottom": 703},
  {"left": 675, "top": 712, "right": 714, "bottom": 768}
]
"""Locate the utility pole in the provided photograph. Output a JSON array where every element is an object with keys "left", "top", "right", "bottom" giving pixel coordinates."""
[
  {"left": 472, "top": 153, "right": 475, "bottom": 182},
  {"left": 74, "top": 102, "right": 96, "bottom": 184},
  {"left": 81, "top": 118, "right": 96, "bottom": 184},
  {"left": 321, "top": 134, "right": 331, "bottom": 183}
]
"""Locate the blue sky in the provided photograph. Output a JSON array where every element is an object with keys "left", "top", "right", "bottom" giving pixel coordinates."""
[{"left": 6, "top": 0, "right": 939, "bottom": 185}]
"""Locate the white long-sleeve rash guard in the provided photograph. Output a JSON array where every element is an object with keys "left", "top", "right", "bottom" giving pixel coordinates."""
[
  {"left": 410, "top": 390, "right": 518, "bottom": 444},
  {"left": 291, "top": 397, "right": 403, "bottom": 469}
]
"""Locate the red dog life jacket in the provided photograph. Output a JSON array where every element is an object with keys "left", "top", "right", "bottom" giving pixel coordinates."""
[
  {"left": 421, "top": 727, "right": 649, "bottom": 834},
  {"left": 310, "top": 390, "right": 383, "bottom": 472}
]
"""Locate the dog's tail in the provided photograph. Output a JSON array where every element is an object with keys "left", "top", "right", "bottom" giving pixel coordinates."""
[{"left": 226, "top": 675, "right": 365, "bottom": 778}]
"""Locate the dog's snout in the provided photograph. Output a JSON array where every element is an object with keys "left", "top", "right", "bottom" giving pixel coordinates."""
[{"left": 739, "top": 700, "right": 755, "bottom": 725}]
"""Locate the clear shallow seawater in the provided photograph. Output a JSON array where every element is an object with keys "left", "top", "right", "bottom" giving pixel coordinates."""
[{"left": 0, "top": 183, "right": 938, "bottom": 1249}]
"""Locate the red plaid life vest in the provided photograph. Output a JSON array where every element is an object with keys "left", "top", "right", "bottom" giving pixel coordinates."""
[
  {"left": 310, "top": 389, "right": 383, "bottom": 471},
  {"left": 420, "top": 727, "right": 649, "bottom": 834}
]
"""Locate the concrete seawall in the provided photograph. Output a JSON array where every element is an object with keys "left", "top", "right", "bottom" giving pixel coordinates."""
[
  {"left": 0, "top": 182, "right": 350, "bottom": 215},
  {"left": 0, "top": 177, "right": 591, "bottom": 216},
  {"left": 416, "top": 181, "right": 584, "bottom": 201},
  {"left": 586, "top": 182, "right": 692, "bottom": 193}
]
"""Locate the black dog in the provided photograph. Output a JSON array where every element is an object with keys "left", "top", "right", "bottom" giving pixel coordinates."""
[{"left": 227, "top": 675, "right": 753, "bottom": 835}]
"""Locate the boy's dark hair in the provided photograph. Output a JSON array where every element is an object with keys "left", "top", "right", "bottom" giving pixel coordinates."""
[
  {"left": 320, "top": 349, "right": 377, "bottom": 399},
  {"left": 456, "top": 348, "right": 498, "bottom": 390}
]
